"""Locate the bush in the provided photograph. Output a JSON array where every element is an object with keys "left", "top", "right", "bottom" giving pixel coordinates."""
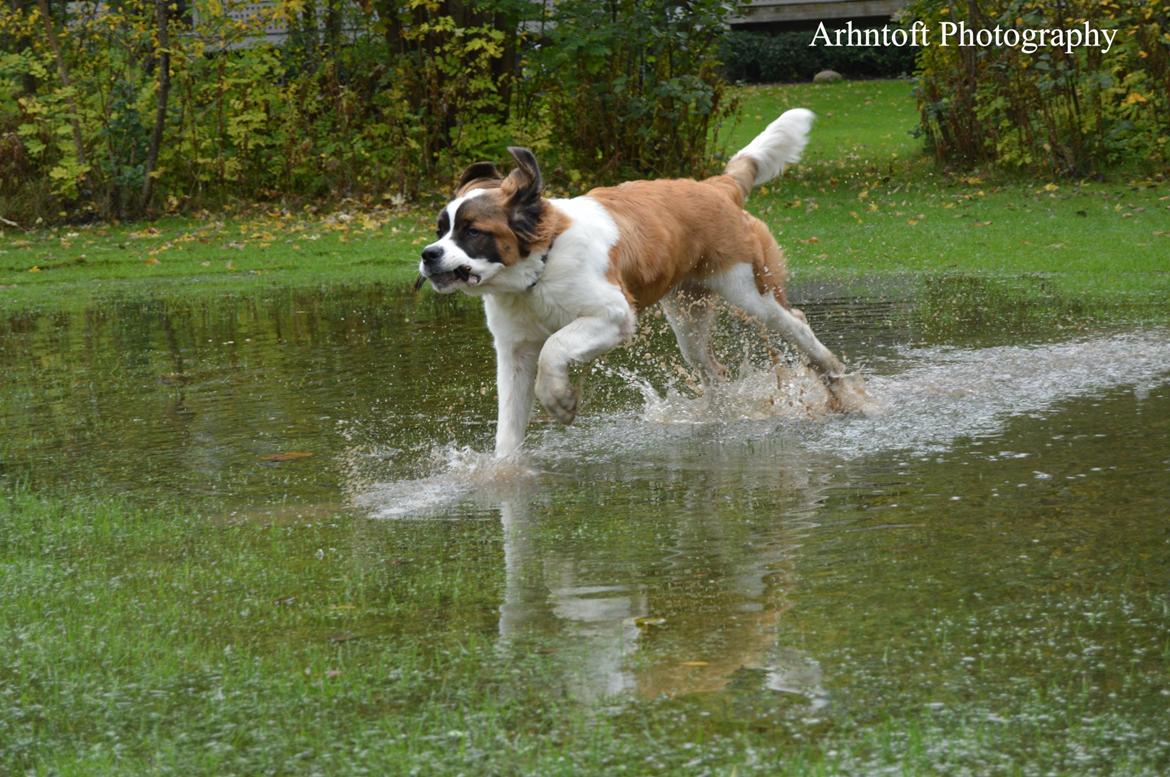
[
  {"left": 0, "top": 0, "right": 741, "bottom": 223},
  {"left": 720, "top": 29, "right": 917, "bottom": 84},
  {"left": 526, "top": 0, "right": 737, "bottom": 185},
  {"left": 907, "top": 0, "right": 1170, "bottom": 176},
  {"left": 0, "top": 0, "right": 529, "bottom": 221}
]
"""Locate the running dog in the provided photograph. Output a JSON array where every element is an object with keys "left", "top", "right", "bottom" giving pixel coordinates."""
[{"left": 416, "top": 109, "right": 870, "bottom": 458}]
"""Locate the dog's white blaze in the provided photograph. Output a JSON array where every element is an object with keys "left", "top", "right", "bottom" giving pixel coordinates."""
[{"left": 420, "top": 189, "right": 498, "bottom": 290}]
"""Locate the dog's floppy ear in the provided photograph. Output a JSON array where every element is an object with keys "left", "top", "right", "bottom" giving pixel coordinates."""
[
  {"left": 455, "top": 161, "right": 502, "bottom": 196},
  {"left": 501, "top": 147, "right": 544, "bottom": 248}
]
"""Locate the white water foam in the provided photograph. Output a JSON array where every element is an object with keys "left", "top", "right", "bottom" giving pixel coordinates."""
[
  {"left": 809, "top": 329, "right": 1170, "bottom": 458},
  {"left": 544, "top": 328, "right": 1170, "bottom": 463},
  {"left": 604, "top": 359, "right": 836, "bottom": 425},
  {"left": 349, "top": 444, "right": 536, "bottom": 519},
  {"left": 350, "top": 329, "right": 1170, "bottom": 516}
]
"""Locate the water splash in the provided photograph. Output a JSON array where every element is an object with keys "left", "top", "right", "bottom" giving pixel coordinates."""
[
  {"left": 597, "top": 359, "right": 836, "bottom": 425},
  {"left": 348, "top": 443, "right": 536, "bottom": 519},
  {"left": 810, "top": 329, "right": 1170, "bottom": 458},
  {"left": 553, "top": 328, "right": 1170, "bottom": 463},
  {"left": 350, "top": 328, "right": 1170, "bottom": 515}
]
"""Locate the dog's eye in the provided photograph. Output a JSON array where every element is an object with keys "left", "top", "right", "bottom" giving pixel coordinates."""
[{"left": 465, "top": 226, "right": 482, "bottom": 238}]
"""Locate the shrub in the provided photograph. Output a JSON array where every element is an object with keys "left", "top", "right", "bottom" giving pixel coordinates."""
[
  {"left": 0, "top": 0, "right": 741, "bottom": 222},
  {"left": 524, "top": 0, "right": 737, "bottom": 185},
  {"left": 720, "top": 29, "right": 917, "bottom": 84},
  {"left": 906, "top": 0, "right": 1170, "bottom": 176},
  {"left": 0, "top": 0, "right": 529, "bottom": 221}
]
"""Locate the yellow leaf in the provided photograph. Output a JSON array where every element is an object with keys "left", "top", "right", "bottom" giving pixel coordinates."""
[
  {"left": 262, "top": 451, "right": 314, "bottom": 462},
  {"left": 680, "top": 660, "right": 709, "bottom": 667}
]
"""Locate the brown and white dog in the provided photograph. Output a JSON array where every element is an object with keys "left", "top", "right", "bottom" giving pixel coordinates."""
[{"left": 417, "top": 108, "right": 870, "bottom": 458}]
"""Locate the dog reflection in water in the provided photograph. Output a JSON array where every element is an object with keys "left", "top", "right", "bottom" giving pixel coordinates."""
[{"left": 495, "top": 493, "right": 827, "bottom": 706}]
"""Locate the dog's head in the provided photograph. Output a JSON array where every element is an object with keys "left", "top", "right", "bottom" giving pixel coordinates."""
[{"left": 418, "top": 147, "right": 549, "bottom": 295}]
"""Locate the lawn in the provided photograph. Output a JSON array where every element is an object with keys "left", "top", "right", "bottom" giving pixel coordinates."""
[
  {"left": 2, "top": 79, "right": 1168, "bottom": 315},
  {"left": 3, "top": 80, "right": 1170, "bottom": 776}
]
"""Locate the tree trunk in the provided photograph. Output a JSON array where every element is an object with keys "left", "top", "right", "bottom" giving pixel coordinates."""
[
  {"left": 142, "top": 0, "right": 171, "bottom": 212},
  {"left": 36, "top": 0, "right": 87, "bottom": 184}
]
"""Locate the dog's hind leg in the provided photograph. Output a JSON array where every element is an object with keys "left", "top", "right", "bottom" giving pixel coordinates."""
[
  {"left": 704, "top": 262, "right": 873, "bottom": 414},
  {"left": 660, "top": 287, "right": 727, "bottom": 387}
]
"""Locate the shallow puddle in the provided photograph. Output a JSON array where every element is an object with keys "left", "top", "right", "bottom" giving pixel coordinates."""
[{"left": 2, "top": 280, "right": 1169, "bottom": 769}]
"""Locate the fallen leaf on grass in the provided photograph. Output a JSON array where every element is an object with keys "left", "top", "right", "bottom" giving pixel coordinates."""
[
  {"left": 261, "top": 451, "right": 314, "bottom": 462},
  {"left": 680, "top": 660, "right": 710, "bottom": 668}
]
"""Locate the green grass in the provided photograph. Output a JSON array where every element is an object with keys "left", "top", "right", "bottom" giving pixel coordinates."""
[
  {"left": 4, "top": 489, "right": 1168, "bottom": 775},
  {"left": 0, "top": 208, "right": 434, "bottom": 313},
  {"left": 728, "top": 81, "right": 1170, "bottom": 307},
  {"left": 3, "top": 79, "right": 1168, "bottom": 316}
]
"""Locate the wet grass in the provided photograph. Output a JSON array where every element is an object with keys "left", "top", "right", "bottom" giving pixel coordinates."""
[
  {"left": 4, "top": 483, "right": 1168, "bottom": 775},
  {"left": 2, "top": 79, "right": 1168, "bottom": 317}
]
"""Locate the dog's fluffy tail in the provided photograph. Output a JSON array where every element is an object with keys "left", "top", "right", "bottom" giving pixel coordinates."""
[{"left": 724, "top": 108, "right": 814, "bottom": 202}]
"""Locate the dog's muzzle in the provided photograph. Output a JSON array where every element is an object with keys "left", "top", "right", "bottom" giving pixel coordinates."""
[{"left": 418, "top": 245, "right": 481, "bottom": 289}]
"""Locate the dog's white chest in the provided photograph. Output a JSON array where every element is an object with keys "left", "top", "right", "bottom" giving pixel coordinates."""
[
  {"left": 484, "top": 289, "right": 572, "bottom": 341},
  {"left": 483, "top": 195, "right": 632, "bottom": 344}
]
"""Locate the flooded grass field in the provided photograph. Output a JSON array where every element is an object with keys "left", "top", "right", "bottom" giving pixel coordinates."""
[{"left": 2, "top": 279, "right": 1169, "bottom": 775}]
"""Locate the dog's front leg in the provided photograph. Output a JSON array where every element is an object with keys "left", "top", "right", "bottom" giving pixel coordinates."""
[
  {"left": 536, "top": 316, "right": 629, "bottom": 425},
  {"left": 494, "top": 339, "right": 542, "bottom": 458}
]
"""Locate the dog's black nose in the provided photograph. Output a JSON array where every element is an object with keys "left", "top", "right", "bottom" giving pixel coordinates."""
[{"left": 421, "top": 246, "right": 443, "bottom": 265}]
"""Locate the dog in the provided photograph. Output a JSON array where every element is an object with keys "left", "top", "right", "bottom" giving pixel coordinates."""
[{"left": 417, "top": 108, "right": 871, "bottom": 458}]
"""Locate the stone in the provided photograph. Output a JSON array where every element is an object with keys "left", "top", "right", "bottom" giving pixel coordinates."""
[{"left": 813, "top": 69, "right": 843, "bottom": 84}]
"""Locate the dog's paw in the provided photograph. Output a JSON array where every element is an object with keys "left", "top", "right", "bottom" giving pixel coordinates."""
[
  {"left": 828, "top": 374, "right": 881, "bottom": 417},
  {"left": 537, "top": 376, "right": 579, "bottom": 425}
]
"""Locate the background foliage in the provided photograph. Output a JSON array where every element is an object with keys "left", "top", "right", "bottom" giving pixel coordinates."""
[
  {"left": 527, "top": 0, "right": 736, "bottom": 184},
  {"left": 906, "top": 0, "right": 1170, "bottom": 175},
  {"left": 0, "top": 0, "right": 733, "bottom": 223},
  {"left": 5, "top": 0, "right": 1170, "bottom": 225}
]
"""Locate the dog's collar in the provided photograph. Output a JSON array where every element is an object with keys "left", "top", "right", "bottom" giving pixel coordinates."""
[{"left": 525, "top": 241, "right": 554, "bottom": 291}]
